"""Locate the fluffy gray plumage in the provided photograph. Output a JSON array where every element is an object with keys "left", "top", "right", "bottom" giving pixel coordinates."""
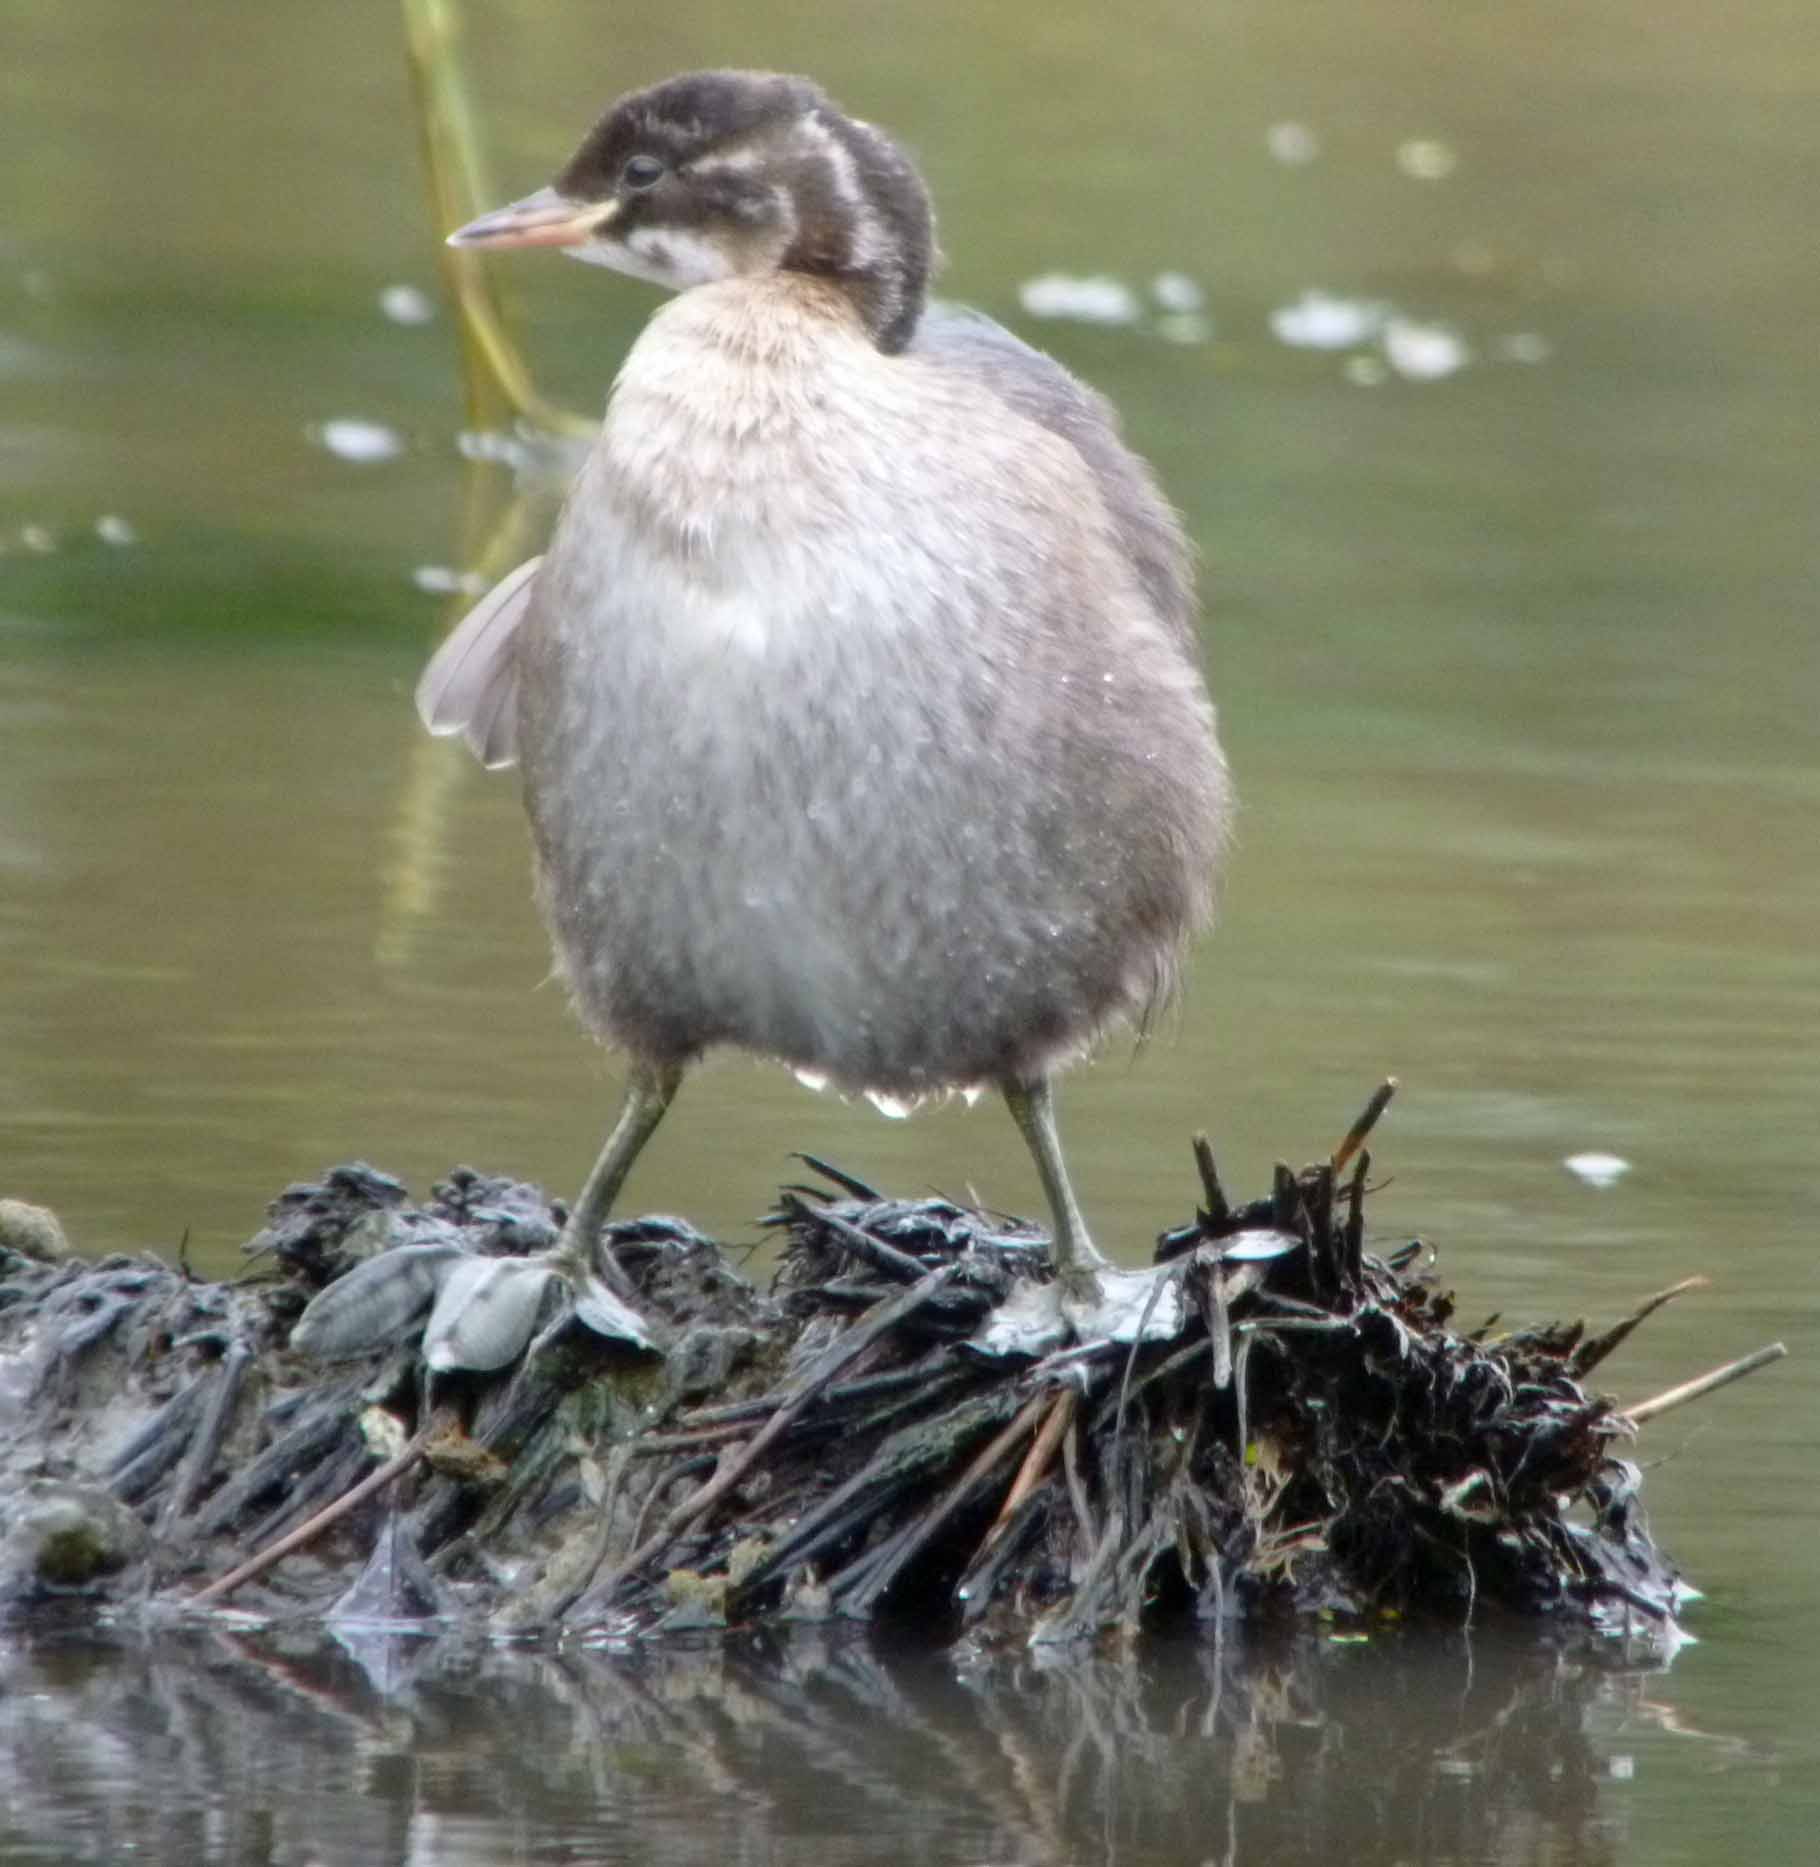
[{"left": 422, "top": 71, "right": 1232, "bottom": 1107}]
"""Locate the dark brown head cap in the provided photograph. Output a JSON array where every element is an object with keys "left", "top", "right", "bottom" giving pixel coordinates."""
[{"left": 555, "top": 70, "right": 935, "bottom": 353}]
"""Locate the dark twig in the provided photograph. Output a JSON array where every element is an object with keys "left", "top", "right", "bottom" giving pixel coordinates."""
[
  {"left": 784, "top": 1195, "right": 928, "bottom": 1283},
  {"left": 108, "top": 1378, "right": 212, "bottom": 1505},
  {"left": 957, "top": 1488, "right": 1050, "bottom": 1619},
  {"left": 1622, "top": 1343, "right": 1787, "bottom": 1425},
  {"left": 1061, "top": 1415, "right": 1097, "bottom": 1555},
  {"left": 1191, "top": 1133, "right": 1233, "bottom": 1229},
  {"left": 1342, "top": 1148, "right": 1369, "bottom": 1282},
  {"left": 1571, "top": 1277, "right": 1709, "bottom": 1378},
  {"left": 677, "top": 1355, "right": 952, "bottom": 1429},
  {"left": 978, "top": 1386, "right": 1078, "bottom": 1560},
  {"left": 1305, "top": 1163, "right": 1337, "bottom": 1294},
  {"left": 1333, "top": 1077, "right": 1398, "bottom": 1175},
  {"left": 837, "top": 1389, "right": 1049, "bottom": 1615},
  {"left": 192, "top": 1429, "right": 432, "bottom": 1606},
  {"left": 588, "top": 1263, "right": 959, "bottom": 1603},
  {"left": 727, "top": 1385, "right": 1029, "bottom": 1605},
  {"left": 792, "top": 1155, "right": 883, "bottom": 1200},
  {"left": 157, "top": 1344, "right": 251, "bottom": 1539}
]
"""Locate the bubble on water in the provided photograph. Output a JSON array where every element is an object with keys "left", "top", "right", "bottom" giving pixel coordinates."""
[
  {"left": 1018, "top": 273, "right": 1141, "bottom": 326},
  {"left": 1383, "top": 317, "right": 1470, "bottom": 381},
  {"left": 1564, "top": 1152, "right": 1631, "bottom": 1189},
  {"left": 412, "top": 564, "right": 487, "bottom": 597},
  {"left": 1451, "top": 239, "right": 1500, "bottom": 278},
  {"left": 1396, "top": 138, "right": 1458, "bottom": 181},
  {"left": 379, "top": 284, "right": 436, "bottom": 326},
  {"left": 94, "top": 514, "right": 138, "bottom": 547},
  {"left": 1157, "top": 312, "right": 1213, "bottom": 346},
  {"left": 0, "top": 330, "right": 49, "bottom": 379},
  {"left": 457, "top": 428, "right": 535, "bottom": 469},
  {"left": 313, "top": 418, "right": 404, "bottom": 463},
  {"left": 1266, "top": 122, "right": 1321, "bottom": 166},
  {"left": 1494, "top": 331, "right": 1553, "bottom": 365},
  {"left": 1150, "top": 272, "right": 1205, "bottom": 315},
  {"left": 1270, "top": 291, "right": 1387, "bottom": 350}
]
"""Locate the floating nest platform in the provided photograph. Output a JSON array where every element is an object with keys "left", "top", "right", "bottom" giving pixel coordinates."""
[{"left": 0, "top": 1086, "right": 1784, "bottom": 1644}]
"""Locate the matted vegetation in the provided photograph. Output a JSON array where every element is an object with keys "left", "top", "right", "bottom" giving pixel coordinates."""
[{"left": 1, "top": 1086, "right": 1782, "bottom": 1641}]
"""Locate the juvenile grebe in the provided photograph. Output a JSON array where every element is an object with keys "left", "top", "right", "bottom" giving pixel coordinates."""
[{"left": 422, "top": 69, "right": 1232, "bottom": 1317}]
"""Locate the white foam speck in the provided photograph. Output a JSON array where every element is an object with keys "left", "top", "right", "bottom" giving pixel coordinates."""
[
  {"left": 1267, "top": 121, "right": 1322, "bottom": 166},
  {"left": 1396, "top": 138, "right": 1458, "bottom": 181},
  {"left": 1157, "top": 312, "right": 1213, "bottom": 346},
  {"left": 457, "top": 428, "right": 535, "bottom": 469},
  {"left": 94, "top": 515, "right": 138, "bottom": 547},
  {"left": 1494, "top": 332, "right": 1553, "bottom": 365},
  {"left": 1564, "top": 1152, "right": 1631, "bottom": 1189},
  {"left": 379, "top": 284, "right": 436, "bottom": 326},
  {"left": 1383, "top": 317, "right": 1471, "bottom": 381},
  {"left": 1018, "top": 273, "right": 1142, "bottom": 326},
  {"left": 1270, "top": 291, "right": 1387, "bottom": 350},
  {"left": 411, "top": 564, "right": 488, "bottom": 597},
  {"left": 314, "top": 418, "right": 404, "bottom": 463},
  {"left": 20, "top": 524, "right": 55, "bottom": 554},
  {"left": 1151, "top": 272, "right": 1205, "bottom": 315}
]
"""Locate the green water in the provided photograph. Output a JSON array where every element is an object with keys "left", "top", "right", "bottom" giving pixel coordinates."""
[{"left": 3, "top": 3, "right": 1815, "bottom": 1861}]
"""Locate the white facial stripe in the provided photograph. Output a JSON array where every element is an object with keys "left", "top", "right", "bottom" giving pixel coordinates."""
[
  {"left": 567, "top": 237, "right": 628, "bottom": 273},
  {"left": 630, "top": 226, "right": 737, "bottom": 286},
  {"left": 844, "top": 202, "right": 889, "bottom": 273},
  {"left": 688, "top": 143, "right": 766, "bottom": 178},
  {"left": 567, "top": 226, "right": 737, "bottom": 289},
  {"left": 800, "top": 116, "right": 860, "bottom": 207},
  {"left": 769, "top": 182, "right": 799, "bottom": 251},
  {"left": 800, "top": 115, "right": 888, "bottom": 272}
]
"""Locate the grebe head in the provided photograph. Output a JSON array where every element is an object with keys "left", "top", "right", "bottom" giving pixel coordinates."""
[{"left": 448, "top": 69, "right": 935, "bottom": 353}]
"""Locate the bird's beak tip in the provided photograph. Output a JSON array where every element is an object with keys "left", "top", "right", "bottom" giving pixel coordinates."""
[{"left": 445, "top": 188, "right": 615, "bottom": 252}]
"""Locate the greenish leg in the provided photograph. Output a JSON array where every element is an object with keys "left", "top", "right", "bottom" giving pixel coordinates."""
[
  {"left": 1002, "top": 1073, "right": 1110, "bottom": 1302},
  {"left": 555, "top": 1060, "right": 684, "bottom": 1297}
]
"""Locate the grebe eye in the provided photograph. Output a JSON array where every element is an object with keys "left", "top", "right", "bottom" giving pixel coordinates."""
[{"left": 622, "top": 154, "right": 665, "bottom": 191}]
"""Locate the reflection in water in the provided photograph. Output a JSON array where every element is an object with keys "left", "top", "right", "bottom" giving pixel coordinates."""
[{"left": 0, "top": 1623, "right": 1724, "bottom": 1866}]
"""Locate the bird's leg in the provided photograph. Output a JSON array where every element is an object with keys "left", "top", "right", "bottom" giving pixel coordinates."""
[
  {"left": 1002, "top": 1073, "right": 1111, "bottom": 1304},
  {"left": 552, "top": 1060, "right": 684, "bottom": 1299}
]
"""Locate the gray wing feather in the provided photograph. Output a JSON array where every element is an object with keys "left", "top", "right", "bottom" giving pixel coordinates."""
[
  {"left": 414, "top": 555, "right": 542, "bottom": 770},
  {"left": 910, "top": 307, "right": 1196, "bottom": 645}
]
